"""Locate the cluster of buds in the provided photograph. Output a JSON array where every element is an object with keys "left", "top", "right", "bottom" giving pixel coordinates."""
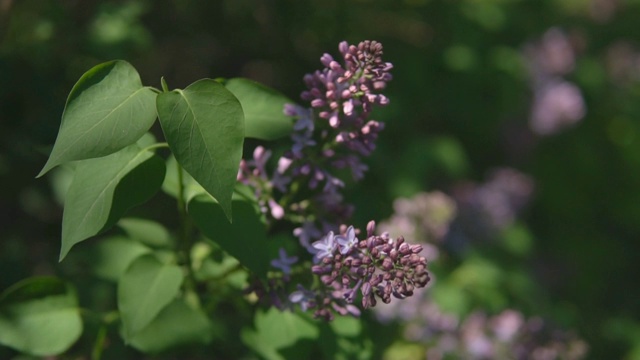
[
  {"left": 238, "top": 41, "right": 393, "bottom": 246},
  {"left": 292, "top": 221, "right": 429, "bottom": 320}
]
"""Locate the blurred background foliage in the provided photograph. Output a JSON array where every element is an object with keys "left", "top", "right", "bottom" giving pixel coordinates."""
[{"left": 1, "top": 0, "right": 640, "bottom": 358}]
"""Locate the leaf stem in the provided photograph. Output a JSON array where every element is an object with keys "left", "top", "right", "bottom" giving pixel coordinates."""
[
  {"left": 161, "top": 77, "right": 169, "bottom": 92},
  {"left": 176, "top": 161, "right": 197, "bottom": 292},
  {"left": 91, "top": 324, "right": 107, "bottom": 360}
]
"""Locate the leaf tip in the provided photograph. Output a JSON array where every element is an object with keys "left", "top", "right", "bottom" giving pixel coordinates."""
[{"left": 37, "top": 159, "right": 57, "bottom": 178}]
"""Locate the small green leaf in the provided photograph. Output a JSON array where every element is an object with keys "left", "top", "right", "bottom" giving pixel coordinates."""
[
  {"left": 118, "top": 218, "right": 174, "bottom": 249},
  {"left": 241, "top": 308, "right": 319, "bottom": 360},
  {"left": 0, "top": 277, "right": 82, "bottom": 356},
  {"left": 60, "top": 142, "right": 165, "bottom": 260},
  {"left": 225, "top": 78, "right": 294, "bottom": 140},
  {"left": 188, "top": 195, "right": 279, "bottom": 278},
  {"left": 157, "top": 79, "right": 244, "bottom": 222},
  {"left": 118, "top": 254, "right": 183, "bottom": 340},
  {"left": 161, "top": 155, "right": 207, "bottom": 202},
  {"left": 127, "top": 298, "right": 212, "bottom": 353},
  {"left": 38, "top": 60, "right": 157, "bottom": 176},
  {"left": 89, "top": 235, "right": 152, "bottom": 281}
]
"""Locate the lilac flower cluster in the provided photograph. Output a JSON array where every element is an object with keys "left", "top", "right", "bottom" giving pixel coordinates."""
[
  {"left": 295, "top": 221, "right": 430, "bottom": 321},
  {"left": 238, "top": 40, "right": 393, "bottom": 250},
  {"left": 379, "top": 191, "right": 458, "bottom": 262},
  {"left": 524, "top": 28, "right": 586, "bottom": 135},
  {"left": 372, "top": 188, "right": 587, "bottom": 359},
  {"left": 448, "top": 168, "right": 534, "bottom": 245}
]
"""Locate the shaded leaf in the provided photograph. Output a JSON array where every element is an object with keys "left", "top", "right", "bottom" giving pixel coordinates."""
[
  {"left": 0, "top": 277, "right": 82, "bottom": 356},
  {"left": 157, "top": 79, "right": 244, "bottom": 221},
  {"left": 60, "top": 142, "right": 165, "bottom": 260},
  {"left": 38, "top": 60, "right": 157, "bottom": 176},
  {"left": 118, "top": 218, "right": 174, "bottom": 249},
  {"left": 89, "top": 235, "right": 152, "bottom": 281},
  {"left": 128, "top": 298, "right": 212, "bottom": 354},
  {"left": 118, "top": 254, "right": 183, "bottom": 340},
  {"left": 225, "top": 78, "right": 294, "bottom": 140},
  {"left": 188, "top": 195, "right": 281, "bottom": 278},
  {"left": 161, "top": 155, "right": 207, "bottom": 202}
]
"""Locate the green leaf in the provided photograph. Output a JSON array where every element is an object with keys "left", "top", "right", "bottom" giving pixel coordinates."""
[
  {"left": 161, "top": 155, "right": 207, "bottom": 202},
  {"left": 0, "top": 277, "right": 82, "bottom": 356},
  {"left": 127, "top": 298, "right": 212, "bottom": 353},
  {"left": 118, "top": 254, "right": 183, "bottom": 340},
  {"left": 38, "top": 60, "right": 157, "bottom": 176},
  {"left": 59, "top": 142, "right": 165, "bottom": 260},
  {"left": 225, "top": 78, "right": 294, "bottom": 140},
  {"left": 156, "top": 79, "right": 244, "bottom": 222},
  {"left": 188, "top": 195, "right": 279, "bottom": 278},
  {"left": 89, "top": 235, "right": 152, "bottom": 281},
  {"left": 241, "top": 308, "right": 319, "bottom": 360},
  {"left": 118, "top": 218, "right": 174, "bottom": 249}
]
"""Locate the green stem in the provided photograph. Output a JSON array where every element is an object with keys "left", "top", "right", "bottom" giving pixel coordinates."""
[
  {"left": 161, "top": 76, "right": 169, "bottom": 92},
  {"left": 176, "top": 161, "right": 197, "bottom": 292},
  {"left": 91, "top": 325, "right": 107, "bottom": 360}
]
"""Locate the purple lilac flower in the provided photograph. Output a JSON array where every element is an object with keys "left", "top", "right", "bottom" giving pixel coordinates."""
[
  {"left": 530, "top": 80, "right": 585, "bottom": 135},
  {"left": 237, "top": 41, "right": 392, "bottom": 245},
  {"left": 270, "top": 248, "right": 298, "bottom": 275},
  {"left": 523, "top": 28, "right": 586, "bottom": 136},
  {"left": 449, "top": 168, "right": 534, "bottom": 246},
  {"left": 311, "top": 230, "right": 337, "bottom": 261},
  {"left": 289, "top": 284, "right": 316, "bottom": 312},
  {"left": 335, "top": 225, "right": 358, "bottom": 254},
  {"left": 307, "top": 221, "right": 430, "bottom": 320}
]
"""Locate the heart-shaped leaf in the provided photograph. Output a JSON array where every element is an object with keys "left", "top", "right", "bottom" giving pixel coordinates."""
[
  {"left": 0, "top": 277, "right": 82, "bottom": 356},
  {"left": 118, "top": 254, "right": 183, "bottom": 340},
  {"left": 127, "top": 298, "right": 212, "bottom": 353},
  {"left": 60, "top": 140, "right": 165, "bottom": 260},
  {"left": 157, "top": 79, "right": 244, "bottom": 221},
  {"left": 188, "top": 195, "right": 281, "bottom": 278},
  {"left": 38, "top": 60, "right": 157, "bottom": 176},
  {"left": 241, "top": 308, "right": 319, "bottom": 360}
]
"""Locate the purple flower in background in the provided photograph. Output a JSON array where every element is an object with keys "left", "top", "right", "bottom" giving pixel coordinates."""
[
  {"left": 530, "top": 80, "right": 585, "bottom": 135},
  {"left": 450, "top": 168, "right": 534, "bottom": 245},
  {"left": 289, "top": 285, "right": 316, "bottom": 312},
  {"left": 270, "top": 248, "right": 298, "bottom": 275},
  {"left": 523, "top": 27, "right": 586, "bottom": 136}
]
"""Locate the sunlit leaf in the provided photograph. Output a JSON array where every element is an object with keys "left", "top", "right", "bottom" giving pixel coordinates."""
[
  {"left": 127, "top": 298, "right": 212, "bottom": 353},
  {"left": 225, "top": 78, "right": 294, "bottom": 140},
  {"left": 118, "top": 254, "right": 183, "bottom": 340},
  {"left": 241, "top": 308, "right": 319, "bottom": 360},
  {"left": 0, "top": 277, "right": 82, "bottom": 356},
  {"left": 157, "top": 79, "right": 244, "bottom": 221},
  {"left": 60, "top": 142, "right": 165, "bottom": 260},
  {"left": 38, "top": 60, "right": 157, "bottom": 176}
]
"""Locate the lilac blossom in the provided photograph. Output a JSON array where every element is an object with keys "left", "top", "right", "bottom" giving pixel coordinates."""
[
  {"left": 530, "top": 80, "right": 585, "bottom": 135},
  {"left": 237, "top": 40, "right": 393, "bottom": 245},
  {"left": 523, "top": 28, "right": 586, "bottom": 135},
  {"left": 311, "top": 230, "right": 337, "bottom": 261},
  {"left": 270, "top": 248, "right": 298, "bottom": 275},
  {"left": 289, "top": 285, "right": 316, "bottom": 312},
  {"left": 335, "top": 225, "right": 358, "bottom": 254},
  {"left": 305, "top": 221, "right": 430, "bottom": 320}
]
